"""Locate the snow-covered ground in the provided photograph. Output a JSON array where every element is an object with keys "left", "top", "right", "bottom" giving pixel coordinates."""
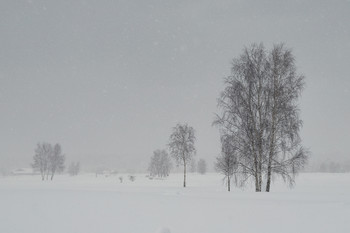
[{"left": 1, "top": 173, "right": 349, "bottom": 233}]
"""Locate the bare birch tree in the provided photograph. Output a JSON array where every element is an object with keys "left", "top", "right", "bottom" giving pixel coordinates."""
[
  {"left": 32, "top": 142, "right": 65, "bottom": 181},
  {"left": 214, "top": 43, "right": 269, "bottom": 191},
  {"left": 168, "top": 123, "right": 196, "bottom": 187},
  {"left": 215, "top": 135, "right": 239, "bottom": 191},
  {"left": 49, "top": 143, "right": 65, "bottom": 180},
  {"left": 264, "top": 44, "right": 308, "bottom": 191},
  {"left": 32, "top": 142, "right": 52, "bottom": 181}
]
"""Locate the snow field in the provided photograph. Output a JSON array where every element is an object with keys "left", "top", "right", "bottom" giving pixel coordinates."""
[{"left": 0, "top": 173, "right": 349, "bottom": 233}]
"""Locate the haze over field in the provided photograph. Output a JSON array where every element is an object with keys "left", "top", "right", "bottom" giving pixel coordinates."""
[{"left": 1, "top": 0, "right": 350, "bottom": 171}]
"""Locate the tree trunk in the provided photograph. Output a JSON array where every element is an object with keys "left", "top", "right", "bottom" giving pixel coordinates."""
[
  {"left": 266, "top": 136, "right": 274, "bottom": 192},
  {"left": 228, "top": 176, "right": 230, "bottom": 192},
  {"left": 40, "top": 169, "right": 44, "bottom": 181},
  {"left": 253, "top": 147, "right": 260, "bottom": 192},
  {"left": 266, "top": 73, "right": 277, "bottom": 192},
  {"left": 183, "top": 161, "right": 186, "bottom": 188},
  {"left": 254, "top": 156, "right": 261, "bottom": 192},
  {"left": 255, "top": 172, "right": 260, "bottom": 192},
  {"left": 266, "top": 168, "right": 271, "bottom": 192},
  {"left": 50, "top": 171, "right": 55, "bottom": 181},
  {"left": 266, "top": 132, "right": 274, "bottom": 192},
  {"left": 258, "top": 157, "right": 262, "bottom": 192}
]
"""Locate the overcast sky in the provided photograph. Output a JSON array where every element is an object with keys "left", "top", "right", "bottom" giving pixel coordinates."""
[{"left": 1, "top": 0, "right": 349, "bottom": 171}]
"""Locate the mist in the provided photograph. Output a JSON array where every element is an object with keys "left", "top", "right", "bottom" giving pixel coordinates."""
[{"left": 2, "top": 1, "right": 350, "bottom": 233}]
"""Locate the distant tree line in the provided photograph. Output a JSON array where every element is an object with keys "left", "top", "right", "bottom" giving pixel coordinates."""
[{"left": 318, "top": 161, "right": 350, "bottom": 173}]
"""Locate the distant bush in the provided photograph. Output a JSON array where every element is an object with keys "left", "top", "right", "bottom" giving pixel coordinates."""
[
  {"left": 148, "top": 149, "right": 172, "bottom": 178},
  {"left": 318, "top": 160, "right": 350, "bottom": 173},
  {"left": 128, "top": 175, "right": 135, "bottom": 182}
]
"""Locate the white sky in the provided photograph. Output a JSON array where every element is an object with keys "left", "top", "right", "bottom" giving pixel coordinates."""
[{"left": 1, "top": 0, "right": 350, "bottom": 171}]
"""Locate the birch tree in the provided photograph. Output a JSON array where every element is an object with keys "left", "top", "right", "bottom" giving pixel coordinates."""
[
  {"left": 168, "top": 123, "right": 196, "bottom": 187},
  {"left": 32, "top": 142, "right": 51, "bottom": 181},
  {"left": 264, "top": 44, "right": 308, "bottom": 191},
  {"left": 32, "top": 142, "right": 65, "bottom": 181},
  {"left": 215, "top": 136, "right": 238, "bottom": 191},
  {"left": 49, "top": 144, "right": 65, "bottom": 180}
]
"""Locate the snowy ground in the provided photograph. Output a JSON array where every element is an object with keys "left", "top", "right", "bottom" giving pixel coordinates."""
[{"left": 1, "top": 173, "right": 349, "bottom": 233}]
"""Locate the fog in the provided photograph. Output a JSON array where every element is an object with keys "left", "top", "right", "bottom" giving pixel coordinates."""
[{"left": 1, "top": 0, "right": 350, "bottom": 172}]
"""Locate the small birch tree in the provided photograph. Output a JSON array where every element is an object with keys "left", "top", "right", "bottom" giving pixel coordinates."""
[
  {"left": 215, "top": 136, "right": 238, "bottom": 191},
  {"left": 32, "top": 143, "right": 49, "bottom": 180},
  {"left": 168, "top": 123, "right": 196, "bottom": 187},
  {"left": 49, "top": 143, "right": 65, "bottom": 180}
]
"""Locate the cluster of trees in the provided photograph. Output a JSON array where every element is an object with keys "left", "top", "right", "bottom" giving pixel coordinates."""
[
  {"left": 149, "top": 123, "right": 199, "bottom": 187},
  {"left": 148, "top": 150, "right": 172, "bottom": 177},
  {"left": 148, "top": 147, "right": 207, "bottom": 182},
  {"left": 29, "top": 43, "right": 308, "bottom": 193},
  {"left": 214, "top": 43, "right": 308, "bottom": 192},
  {"left": 68, "top": 162, "right": 80, "bottom": 176},
  {"left": 32, "top": 142, "right": 65, "bottom": 181}
]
